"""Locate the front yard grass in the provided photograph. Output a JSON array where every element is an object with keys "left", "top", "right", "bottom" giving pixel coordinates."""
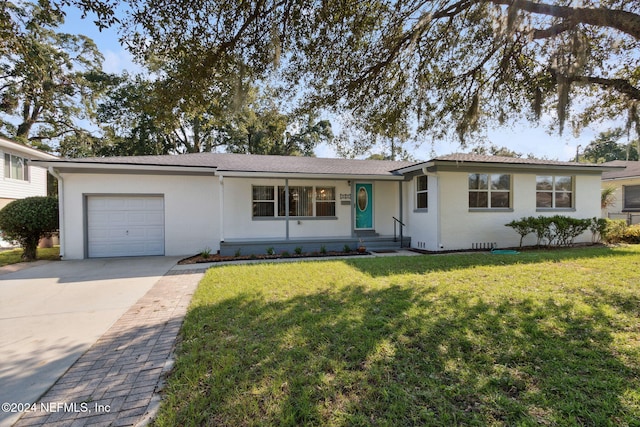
[
  {"left": 0, "top": 246, "right": 60, "bottom": 267},
  {"left": 154, "top": 246, "right": 640, "bottom": 426}
]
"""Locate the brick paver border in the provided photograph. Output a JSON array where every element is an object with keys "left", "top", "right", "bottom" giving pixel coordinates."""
[{"left": 14, "top": 269, "right": 204, "bottom": 427}]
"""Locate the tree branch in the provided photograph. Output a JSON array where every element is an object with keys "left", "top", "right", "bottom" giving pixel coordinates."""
[{"left": 491, "top": 0, "right": 640, "bottom": 40}]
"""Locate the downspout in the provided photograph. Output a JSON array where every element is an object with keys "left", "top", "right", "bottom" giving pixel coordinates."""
[{"left": 48, "top": 167, "right": 64, "bottom": 259}]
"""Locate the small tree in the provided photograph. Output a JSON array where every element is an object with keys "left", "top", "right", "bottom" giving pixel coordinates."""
[{"left": 0, "top": 196, "right": 59, "bottom": 261}]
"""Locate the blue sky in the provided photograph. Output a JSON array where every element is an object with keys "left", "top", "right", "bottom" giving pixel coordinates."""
[{"left": 59, "top": 6, "right": 619, "bottom": 162}]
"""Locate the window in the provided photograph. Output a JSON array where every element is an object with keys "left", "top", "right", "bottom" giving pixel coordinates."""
[
  {"left": 623, "top": 185, "right": 640, "bottom": 211},
  {"left": 316, "top": 186, "right": 336, "bottom": 216},
  {"left": 253, "top": 185, "right": 336, "bottom": 218},
  {"left": 279, "top": 186, "right": 313, "bottom": 216},
  {"left": 4, "top": 153, "right": 29, "bottom": 181},
  {"left": 536, "top": 176, "right": 573, "bottom": 209},
  {"left": 252, "top": 186, "right": 275, "bottom": 217},
  {"left": 468, "top": 173, "right": 510, "bottom": 208},
  {"left": 416, "top": 175, "right": 428, "bottom": 209}
]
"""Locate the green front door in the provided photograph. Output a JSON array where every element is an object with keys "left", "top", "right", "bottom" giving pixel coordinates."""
[{"left": 355, "top": 183, "right": 373, "bottom": 229}]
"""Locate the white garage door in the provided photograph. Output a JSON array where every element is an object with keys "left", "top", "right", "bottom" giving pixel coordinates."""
[{"left": 87, "top": 196, "right": 165, "bottom": 258}]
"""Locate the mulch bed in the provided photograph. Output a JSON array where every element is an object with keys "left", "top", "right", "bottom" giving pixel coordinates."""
[{"left": 178, "top": 250, "right": 370, "bottom": 265}]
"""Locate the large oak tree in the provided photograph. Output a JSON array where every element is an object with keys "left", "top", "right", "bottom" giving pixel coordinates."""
[
  {"left": 1, "top": 1, "right": 112, "bottom": 150},
  {"left": 53, "top": 0, "right": 640, "bottom": 145}
]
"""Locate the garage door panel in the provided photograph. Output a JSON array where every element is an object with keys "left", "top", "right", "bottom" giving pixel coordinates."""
[{"left": 87, "top": 196, "right": 165, "bottom": 258}]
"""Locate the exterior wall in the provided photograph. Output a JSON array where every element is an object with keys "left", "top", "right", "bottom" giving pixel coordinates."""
[
  {"left": 601, "top": 177, "right": 640, "bottom": 220},
  {"left": 431, "top": 171, "right": 602, "bottom": 251},
  {"left": 221, "top": 177, "right": 402, "bottom": 240},
  {"left": 404, "top": 174, "right": 439, "bottom": 251},
  {"left": 60, "top": 173, "right": 219, "bottom": 259},
  {"left": 0, "top": 147, "right": 48, "bottom": 205}
]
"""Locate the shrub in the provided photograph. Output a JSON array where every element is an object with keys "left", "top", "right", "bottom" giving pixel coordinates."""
[
  {"left": 621, "top": 224, "right": 640, "bottom": 243},
  {"left": 505, "top": 218, "right": 534, "bottom": 247},
  {"left": 589, "top": 217, "right": 608, "bottom": 243},
  {"left": 0, "top": 196, "right": 59, "bottom": 261},
  {"left": 505, "top": 215, "right": 591, "bottom": 248},
  {"left": 602, "top": 219, "right": 628, "bottom": 244}
]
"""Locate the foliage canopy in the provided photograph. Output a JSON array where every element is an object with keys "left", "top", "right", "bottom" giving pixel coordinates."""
[{"left": 53, "top": 0, "right": 640, "bottom": 145}]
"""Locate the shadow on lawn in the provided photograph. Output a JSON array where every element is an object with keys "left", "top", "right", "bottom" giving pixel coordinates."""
[
  {"left": 343, "top": 245, "right": 639, "bottom": 277},
  {"left": 160, "top": 283, "right": 639, "bottom": 426}
]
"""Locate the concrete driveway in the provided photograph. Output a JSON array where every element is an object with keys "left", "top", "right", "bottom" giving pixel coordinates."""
[{"left": 0, "top": 257, "right": 180, "bottom": 427}]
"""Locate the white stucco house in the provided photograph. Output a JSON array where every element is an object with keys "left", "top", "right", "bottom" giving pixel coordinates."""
[
  {"left": 32, "top": 152, "right": 617, "bottom": 259},
  {"left": 601, "top": 160, "right": 640, "bottom": 224},
  {"left": 1, "top": 137, "right": 57, "bottom": 247}
]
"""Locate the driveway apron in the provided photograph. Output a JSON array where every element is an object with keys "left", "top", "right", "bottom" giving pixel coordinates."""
[{"left": 0, "top": 257, "right": 182, "bottom": 427}]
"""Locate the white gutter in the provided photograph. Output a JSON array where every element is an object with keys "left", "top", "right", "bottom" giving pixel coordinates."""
[{"left": 48, "top": 167, "right": 65, "bottom": 259}]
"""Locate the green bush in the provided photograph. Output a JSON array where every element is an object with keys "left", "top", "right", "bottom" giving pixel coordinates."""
[
  {"left": 505, "top": 215, "right": 591, "bottom": 247},
  {"left": 602, "top": 219, "right": 628, "bottom": 244},
  {"left": 621, "top": 224, "right": 640, "bottom": 243},
  {"left": 589, "top": 217, "right": 608, "bottom": 243},
  {"left": 0, "top": 196, "right": 59, "bottom": 261}
]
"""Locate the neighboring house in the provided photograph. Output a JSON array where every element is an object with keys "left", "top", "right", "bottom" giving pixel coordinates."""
[
  {"left": 32, "top": 153, "right": 618, "bottom": 259},
  {"left": 0, "top": 137, "right": 57, "bottom": 247},
  {"left": 601, "top": 160, "right": 640, "bottom": 224}
]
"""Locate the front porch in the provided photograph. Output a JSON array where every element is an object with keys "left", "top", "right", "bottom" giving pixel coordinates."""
[{"left": 219, "top": 235, "right": 411, "bottom": 257}]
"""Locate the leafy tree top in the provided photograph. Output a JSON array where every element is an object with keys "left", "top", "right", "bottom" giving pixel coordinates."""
[{"left": 52, "top": 0, "right": 640, "bottom": 145}]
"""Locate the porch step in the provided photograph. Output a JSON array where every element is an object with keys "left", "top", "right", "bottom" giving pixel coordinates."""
[
  {"left": 355, "top": 230, "right": 380, "bottom": 238},
  {"left": 359, "top": 236, "right": 411, "bottom": 252}
]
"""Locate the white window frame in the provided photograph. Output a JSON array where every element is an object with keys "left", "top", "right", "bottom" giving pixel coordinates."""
[{"left": 4, "top": 153, "right": 29, "bottom": 181}]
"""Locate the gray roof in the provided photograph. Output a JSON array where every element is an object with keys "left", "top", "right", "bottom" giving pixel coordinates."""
[
  {"left": 35, "top": 152, "right": 618, "bottom": 177},
  {"left": 37, "top": 152, "right": 418, "bottom": 176},
  {"left": 602, "top": 160, "right": 640, "bottom": 180},
  {"left": 431, "top": 153, "right": 604, "bottom": 167}
]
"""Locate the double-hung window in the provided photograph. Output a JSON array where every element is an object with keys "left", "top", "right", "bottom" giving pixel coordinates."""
[
  {"left": 315, "top": 187, "right": 336, "bottom": 216},
  {"left": 536, "top": 176, "right": 573, "bottom": 209},
  {"left": 4, "top": 153, "right": 29, "bottom": 181},
  {"left": 416, "top": 175, "right": 428, "bottom": 209},
  {"left": 468, "top": 173, "right": 511, "bottom": 209},
  {"left": 252, "top": 186, "right": 275, "bottom": 217},
  {"left": 253, "top": 185, "right": 336, "bottom": 218}
]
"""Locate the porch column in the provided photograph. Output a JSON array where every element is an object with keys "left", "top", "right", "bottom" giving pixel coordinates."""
[
  {"left": 285, "top": 179, "right": 290, "bottom": 240},
  {"left": 219, "top": 175, "right": 224, "bottom": 242},
  {"left": 398, "top": 181, "right": 403, "bottom": 247}
]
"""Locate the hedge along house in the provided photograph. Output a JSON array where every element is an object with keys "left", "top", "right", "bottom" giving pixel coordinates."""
[{"left": 32, "top": 152, "right": 617, "bottom": 259}]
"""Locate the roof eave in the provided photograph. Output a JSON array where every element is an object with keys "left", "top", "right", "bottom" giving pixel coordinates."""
[
  {"left": 217, "top": 170, "right": 405, "bottom": 180},
  {"left": 32, "top": 160, "right": 217, "bottom": 175}
]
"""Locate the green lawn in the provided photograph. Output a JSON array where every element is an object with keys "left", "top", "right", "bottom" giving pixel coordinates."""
[
  {"left": 154, "top": 246, "right": 640, "bottom": 426},
  {"left": 0, "top": 246, "right": 60, "bottom": 266}
]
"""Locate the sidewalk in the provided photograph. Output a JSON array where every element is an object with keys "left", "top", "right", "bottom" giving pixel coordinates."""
[{"left": 12, "top": 267, "right": 206, "bottom": 427}]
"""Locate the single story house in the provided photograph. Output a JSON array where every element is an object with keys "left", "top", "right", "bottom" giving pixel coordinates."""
[
  {"left": 32, "top": 152, "right": 617, "bottom": 259},
  {"left": 601, "top": 160, "right": 640, "bottom": 224},
  {"left": 1, "top": 137, "right": 57, "bottom": 247}
]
